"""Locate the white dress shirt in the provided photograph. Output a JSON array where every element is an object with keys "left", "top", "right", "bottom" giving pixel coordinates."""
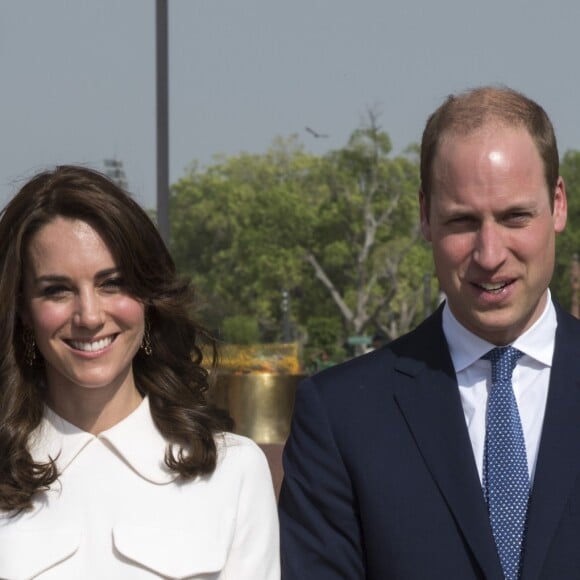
[
  {"left": 443, "top": 292, "right": 555, "bottom": 485},
  {"left": 0, "top": 397, "right": 280, "bottom": 580}
]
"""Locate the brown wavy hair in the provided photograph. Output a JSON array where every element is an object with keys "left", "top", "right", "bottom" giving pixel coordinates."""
[{"left": 0, "top": 165, "right": 232, "bottom": 512}]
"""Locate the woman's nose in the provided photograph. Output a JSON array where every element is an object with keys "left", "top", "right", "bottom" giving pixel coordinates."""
[{"left": 73, "top": 290, "right": 104, "bottom": 328}]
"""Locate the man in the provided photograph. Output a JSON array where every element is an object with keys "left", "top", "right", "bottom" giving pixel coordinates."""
[{"left": 279, "top": 87, "right": 580, "bottom": 579}]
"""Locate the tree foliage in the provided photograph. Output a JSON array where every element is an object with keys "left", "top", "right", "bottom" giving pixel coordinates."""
[
  {"left": 170, "top": 136, "right": 321, "bottom": 338},
  {"left": 554, "top": 150, "right": 580, "bottom": 308},
  {"left": 304, "top": 110, "right": 432, "bottom": 340},
  {"left": 170, "top": 117, "right": 434, "bottom": 354}
]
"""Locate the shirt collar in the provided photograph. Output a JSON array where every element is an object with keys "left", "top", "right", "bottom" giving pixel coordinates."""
[
  {"left": 29, "top": 397, "right": 178, "bottom": 485},
  {"left": 443, "top": 289, "right": 557, "bottom": 373}
]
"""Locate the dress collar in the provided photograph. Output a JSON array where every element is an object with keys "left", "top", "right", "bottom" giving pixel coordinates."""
[{"left": 29, "top": 397, "right": 178, "bottom": 485}]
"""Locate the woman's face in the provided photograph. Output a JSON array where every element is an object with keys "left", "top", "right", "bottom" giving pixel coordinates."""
[{"left": 21, "top": 217, "right": 145, "bottom": 405}]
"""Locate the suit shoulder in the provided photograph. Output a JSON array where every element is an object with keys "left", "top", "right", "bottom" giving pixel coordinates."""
[
  {"left": 310, "top": 346, "right": 396, "bottom": 387},
  {"left": 305, "top": 309, "right": 448, "bottom": 394},
  {"left": 555, "top": 301, "right": 580, "bottom": 328}
]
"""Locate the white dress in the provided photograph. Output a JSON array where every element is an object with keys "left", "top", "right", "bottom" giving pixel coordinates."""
[{"left": 0, "top": 398, "right": 280, "bottom": 579}]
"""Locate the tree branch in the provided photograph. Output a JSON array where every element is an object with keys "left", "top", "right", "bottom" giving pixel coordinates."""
[{"left": 304, "top": 252, "right": 354, "bottom": 324}]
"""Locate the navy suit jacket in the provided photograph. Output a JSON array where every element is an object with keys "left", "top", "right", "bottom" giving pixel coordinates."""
[{"left": 279, "top": 303, "right": 580, "bottom": 579}]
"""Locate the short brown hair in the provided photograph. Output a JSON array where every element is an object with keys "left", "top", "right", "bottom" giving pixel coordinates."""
[{"left": 420, "top": 86, "right": 559, "bottom": 212}]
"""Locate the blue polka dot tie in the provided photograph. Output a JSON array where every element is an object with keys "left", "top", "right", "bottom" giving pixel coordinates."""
[{"left": 483, "top": 346, "right": 529, "bottom": 580}]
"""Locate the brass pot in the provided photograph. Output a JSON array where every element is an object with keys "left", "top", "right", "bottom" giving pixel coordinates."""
[{"left": 211, "top": 373, "right": 304, "bottom": 444}]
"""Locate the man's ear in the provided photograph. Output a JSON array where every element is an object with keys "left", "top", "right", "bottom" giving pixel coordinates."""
[
  {"left": 553, "top": 176, "right": 567, "bottom": 233},
  {"left": 419, "top": 189, "right": 432, "bottom": 242}
]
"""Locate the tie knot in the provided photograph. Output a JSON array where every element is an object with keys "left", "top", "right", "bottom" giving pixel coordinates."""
[{"left": 483, "top": 346, "right": 523, "bottom": 382}]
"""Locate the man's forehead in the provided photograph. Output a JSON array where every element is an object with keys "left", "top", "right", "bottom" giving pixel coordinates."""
[{"left": 437, "top": 119, "right": 530, "bottom": 148}]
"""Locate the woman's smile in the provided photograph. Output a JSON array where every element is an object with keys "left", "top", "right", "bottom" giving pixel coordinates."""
[{"left": 65, "top": 334, "right": 118, "bottom": 353}]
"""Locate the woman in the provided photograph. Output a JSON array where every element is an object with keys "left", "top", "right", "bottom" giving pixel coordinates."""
[{"left": 0, "top": 165, "right": 280, "bottom": 579}]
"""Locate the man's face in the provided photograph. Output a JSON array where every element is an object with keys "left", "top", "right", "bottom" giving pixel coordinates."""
[{"left": 420, "top": 124, "right": 567, "bottom": 345}]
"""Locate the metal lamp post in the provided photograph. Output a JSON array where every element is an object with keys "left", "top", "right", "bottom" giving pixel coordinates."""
[{"left": 156, "top": 0, "right": 170, "bottom": 244}]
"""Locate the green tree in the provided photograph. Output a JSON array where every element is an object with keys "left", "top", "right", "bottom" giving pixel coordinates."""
[
  {"left": 169, "top": 116, "right": 431, "bottom": 353},
  {"left": 304, "top": 110, "right": 431, "bottom": 341},
  {"left": 554, "top": 150, "right": 580, "bottom": 308},
  {"left": 221, "top": 315, "right": 260, "bottom": 344},
  {"left": 170, "top": 136, "right": 321, "bottom": 338}
]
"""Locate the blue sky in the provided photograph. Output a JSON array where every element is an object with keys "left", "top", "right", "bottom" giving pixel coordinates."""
[{"left": 2, "top": 0, "right": 580, "bottom": 210}]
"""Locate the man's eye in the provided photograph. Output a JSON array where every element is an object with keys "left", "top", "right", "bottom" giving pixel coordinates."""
[
  {"left": 504, "top": 213, "right": 531, "bottom": 226},
  {"left": 446, "top": 216, "right": 476, "bottom": 227},
  {"left": 509, "top": 212, "right": 530, "bottom": 219}
]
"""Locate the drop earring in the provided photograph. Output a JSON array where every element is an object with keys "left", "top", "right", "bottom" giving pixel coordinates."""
[
  {"left": 141, "top": 320, "right": 152, "bottom": 356},
  {"left": 24, "top": 328, "right": 37, "bottom": 366}
]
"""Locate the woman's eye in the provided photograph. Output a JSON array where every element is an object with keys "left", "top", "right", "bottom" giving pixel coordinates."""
[
  {"left": 42, "top": 285, "right": 69, "bottom": 297},
  {"left": 102, "top": 277, "right": 125, "bottom": 291}
]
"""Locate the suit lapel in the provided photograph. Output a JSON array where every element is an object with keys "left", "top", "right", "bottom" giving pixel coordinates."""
[
  {"left": 392, "top": 309, "right": 504, "bottom": 580},
  {"left": 521, "top": 307, "right": 580, "bottom": 580}
]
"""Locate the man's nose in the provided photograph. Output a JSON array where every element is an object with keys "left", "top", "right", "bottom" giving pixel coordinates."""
[{"left": 472, "top": 221, "right": 507, "bottom": 270}]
